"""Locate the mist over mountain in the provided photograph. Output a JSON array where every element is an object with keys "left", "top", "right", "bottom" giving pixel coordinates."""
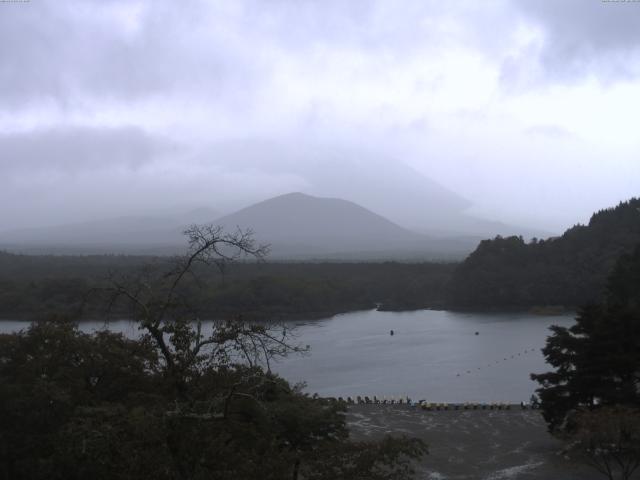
[
  {"left": 0, "top": 134, "right": 553, "bottom": 258},
  {"left": 204, "top": 141, "right": 468, "bottom": 226},
  {"left": 213, "top": 192, "right": 478, "bottom": 259},
  {"left": 0, "top": 192, "right": 479, "bottom": 259},
  {"left": 201, "top": 141, "right": 550, "bottom": 239},
  {"left": 0, "top": 135, "right": 551, "bottom": 241},
  {"left": 0, "top": 208, "right": 218, "bottom": 255}
]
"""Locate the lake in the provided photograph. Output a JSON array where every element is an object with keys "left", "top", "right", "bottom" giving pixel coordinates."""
[{"left": 0, "top": 309, "right": 575, "bottom": 403}]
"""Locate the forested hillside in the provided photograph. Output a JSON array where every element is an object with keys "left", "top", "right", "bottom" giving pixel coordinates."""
[
  {"left": 0, "top": 253, "right": 454, "bottom": 320},
  {"left": 449, "top": 198, "right": 640, "bottom": 309}
]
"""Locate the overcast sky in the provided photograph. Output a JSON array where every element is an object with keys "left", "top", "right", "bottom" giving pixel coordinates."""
[{"left": 1, "top": 0, "right": 639, "bottom": 232}]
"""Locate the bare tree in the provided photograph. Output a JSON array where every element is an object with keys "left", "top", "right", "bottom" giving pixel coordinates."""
[{"left": 102, "top": 224, "right": 305, "bottom": 395}]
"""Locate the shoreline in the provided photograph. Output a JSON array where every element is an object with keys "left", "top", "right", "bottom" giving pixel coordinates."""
[
  {"left": 347, "top": 405, "right": 599, "bottom": 479},
  {"left": 0, "top": 304, "right": 576, "bottom": 324}
]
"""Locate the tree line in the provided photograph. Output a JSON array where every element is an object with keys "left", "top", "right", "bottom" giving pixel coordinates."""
[
  {"left": 0, "top": 252, "right": 454, "bottom": 320},
  {"left": 449, "top": 198, "right": 640, "bottom": 309}
]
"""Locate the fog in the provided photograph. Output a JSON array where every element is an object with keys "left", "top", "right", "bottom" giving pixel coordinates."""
[{"left": 1, "top": 0, "right": 639, "bottom": 234}]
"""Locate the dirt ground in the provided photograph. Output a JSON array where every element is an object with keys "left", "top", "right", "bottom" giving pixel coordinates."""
[{"left": 346, "top": 405, "right": 604, "bottom": 480}]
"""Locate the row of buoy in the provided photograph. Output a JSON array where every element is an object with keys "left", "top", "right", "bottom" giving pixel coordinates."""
[
  {"left": 455, "top": 347, "right": 538, "bottom": 377},
  {"left": 332, "top": 395, "right": 411, "bottom": 405},
  {"left": 327, "top": 396, "right": 540, "bottom": 410}
]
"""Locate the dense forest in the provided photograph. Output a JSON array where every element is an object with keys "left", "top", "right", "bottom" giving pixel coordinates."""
[
  {"left": 0, "top": 252, "right": 454, "bottom": 320},
  {"left": 449, "top": 198, "right": 640, "bottom": 309}
]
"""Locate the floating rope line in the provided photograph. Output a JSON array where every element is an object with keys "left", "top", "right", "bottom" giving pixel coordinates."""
[
  {"left": 454, "top": 347, "right": 539, "bottom": 377},
  {"left": 325, "top": 396, "right": 541, "bottom": 411}
]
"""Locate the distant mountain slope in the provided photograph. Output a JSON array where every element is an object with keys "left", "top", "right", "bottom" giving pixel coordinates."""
[
  {"left": 203, "top": 141, "right": 550, "bottom": 239},
  {"left": 214, "top": 192, "right": 478, "bottom": 259},
  {"left": 449, "top": 198, "right": 640, "bottom": 308},
  {"left": 204, "top": 141, "right": 468, "bottom": 224},
  {"left": 0, "top": 192, "right": 480, "bottom": 259},
  {"left": 0, "top": 208, "right": 219, "bottom": 254}
]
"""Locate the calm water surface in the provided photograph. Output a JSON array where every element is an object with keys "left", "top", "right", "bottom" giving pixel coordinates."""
[
  {"left": 272, "top": 309, "right": 574, "bottom": 403},
  {"left": 1, "top": 309, "right": 574, "bottom": 403}
]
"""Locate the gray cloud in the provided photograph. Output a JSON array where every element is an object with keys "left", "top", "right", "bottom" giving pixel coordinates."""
[
  {"left": 511, "top": 0, "right": 640, "bottom": 83},
  {"left": 0, "top": 1, "right": 266, "bottom": 109},
  {"left": 0, "top": 0, "right": 638, "bottom": 234},
  {"left": 0, "top": 0, "right": 518, "bottom": 109},
  {"left": 0, "top": 126, "right": 178, "bottom": 174},
  {"left": 3, "top": 0, "right": 637, "bottom": 111}
]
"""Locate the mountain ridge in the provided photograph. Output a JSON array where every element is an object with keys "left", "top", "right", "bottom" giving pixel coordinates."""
[
  {"left": 0, "top": 192, "right": 480, "bottom": 259},
  {"left": 212, "top": 192, "right": 479, "bottom": 259}
]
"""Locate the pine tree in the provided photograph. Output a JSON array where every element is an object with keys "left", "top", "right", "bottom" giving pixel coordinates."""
[{"left": 532, "top": 245, "right": 640, "bottom": 432}]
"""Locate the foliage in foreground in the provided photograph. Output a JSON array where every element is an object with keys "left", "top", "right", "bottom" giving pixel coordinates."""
[
  {"left": 564, "top": 407, "right": 640, "bottom": 480},
  {"left": 0, "top": 321, "right": 425, "bottom": 480},
  {"left": 0, "top": 225, "right": 427, "bottom": 480}
]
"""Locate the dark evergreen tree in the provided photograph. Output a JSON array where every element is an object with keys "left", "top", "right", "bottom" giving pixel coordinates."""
[{"left": 531, "top": 245, "right": 640, "bottom": 432}]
